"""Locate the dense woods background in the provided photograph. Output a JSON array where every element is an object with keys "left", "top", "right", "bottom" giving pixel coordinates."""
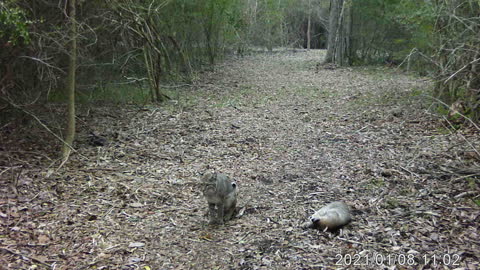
[{"left": 1, "top": 0, "right": 479, "bottom": 151}]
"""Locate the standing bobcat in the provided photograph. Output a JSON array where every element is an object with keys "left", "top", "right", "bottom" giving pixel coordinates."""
[{"left": 201, "top": 172, "right": 237, "bottom": 224}]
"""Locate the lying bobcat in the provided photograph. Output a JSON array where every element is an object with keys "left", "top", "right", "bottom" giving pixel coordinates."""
[{"left": 302, "top": 201, "right": 352, "bottom": 231}]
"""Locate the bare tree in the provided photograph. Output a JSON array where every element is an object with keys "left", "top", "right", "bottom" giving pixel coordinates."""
[
  {"left": 306, "top": 0, "right": 311, "bottom": 50},
  {"left": 433, "top": 0, "right": 480, "bottom": 121},
  {"left": 324, "top": 0, "right": 352, "bottom": 65},
  {"left": 62, "top": 0, "right": 77, "bottom": 160}
]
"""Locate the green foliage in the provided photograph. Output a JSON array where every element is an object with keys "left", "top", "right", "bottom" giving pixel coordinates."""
[
  {"left": 474, "top": 199, "right": 480, "bottom": 207},
  {"left": 251, "top": 0, "right": 290, "bottom": 50},
  {"left": 80, "top": 85, "right": 150, "bottom": 104},
  {"left": 467, "top": 178, "right": 477, "bottom": 190},
  {"left": 370, "top": 177, "right": 385, "bottom": 187},
  {"left": 409, "top": 88, "right": 422, "bottom": 97},
  {"left": 390, "top": 0, "right": 436, "bottom": 70},
  {"left": 385, "top": 197, "right": 399, "bottom": 208},
  {"left": 350, "top": 0, "right": 435, "bottom": 67},
  {"left": 0, "top": 1, "right": 31, "bottom": 45}
]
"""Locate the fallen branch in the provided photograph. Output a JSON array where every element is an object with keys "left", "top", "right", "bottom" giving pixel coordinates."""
[
  {"left": 424, "top": 94, "right": 480, "bottom": 131},
  {"left": 0, "top": 247, "right": 51, "bottom": 267}
]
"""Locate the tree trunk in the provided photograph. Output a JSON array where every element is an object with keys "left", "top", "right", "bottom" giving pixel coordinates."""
[
  {"left": 307, "top": 9, "right": 311, "bottom": 50},
  {"left": 324, "top": 0, "right": 352, "bottom": 66},
  {"left": 324, "top": 0, "right": 340, "bottom": 63},
  {"left": 62, "top": 0, "right": 77, "bottom": 160}
]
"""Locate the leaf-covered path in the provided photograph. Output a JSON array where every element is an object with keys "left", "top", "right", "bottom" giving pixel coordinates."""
[{"left": 2, "top": 50, "right": 479, "bottom": 269}]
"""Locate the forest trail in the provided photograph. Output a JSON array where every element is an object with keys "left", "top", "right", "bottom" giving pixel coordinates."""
[{"left": 2, "top": 50, "right": 479, "bottom": 269}]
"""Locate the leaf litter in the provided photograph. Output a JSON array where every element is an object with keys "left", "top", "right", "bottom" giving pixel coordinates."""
[{"left": 0, "top": 50, "right": 479, "bottom": 269}]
